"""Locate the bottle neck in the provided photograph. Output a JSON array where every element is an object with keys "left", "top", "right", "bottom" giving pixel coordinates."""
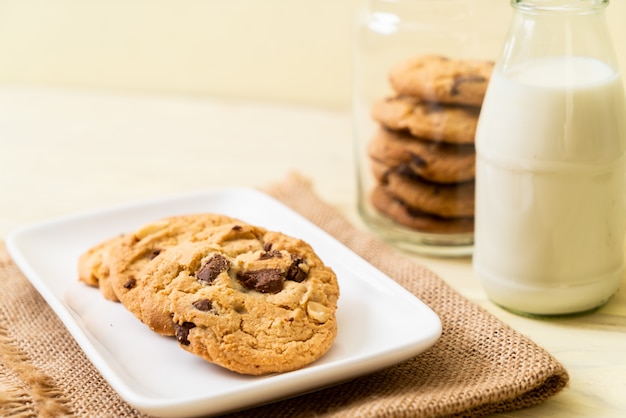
[
  {"left": 512, "top": 0, "right": 608, "bottom": 13},
  {"left": 498, "top": 0, "right": 618, "bottom": 73}
]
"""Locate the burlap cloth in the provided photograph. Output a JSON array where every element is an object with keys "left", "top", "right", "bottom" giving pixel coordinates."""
[{"left": 0, "top": 174, "right": 568, "bottom": 418}]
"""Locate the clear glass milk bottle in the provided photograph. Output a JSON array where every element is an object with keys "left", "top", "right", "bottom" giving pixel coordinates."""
[{"left": 473, "top": 0, "right": 626, "bottom": 316}]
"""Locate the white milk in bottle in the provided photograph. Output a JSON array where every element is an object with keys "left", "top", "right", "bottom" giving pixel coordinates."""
[{"left": 474, "top": 55, "right": 626, "bottom": 315}]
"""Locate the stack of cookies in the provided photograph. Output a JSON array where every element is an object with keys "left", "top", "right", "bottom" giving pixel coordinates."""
[
  {"left": 78, "top": 213, "right": 339, "bottom": 375},
  {"left": 367, "top": 55, "right": 493, "bottom": 234}
]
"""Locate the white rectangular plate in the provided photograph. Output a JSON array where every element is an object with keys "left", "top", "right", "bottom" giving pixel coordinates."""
[{"left": 7, "top": 188, "right": 441, "bottom": 418}]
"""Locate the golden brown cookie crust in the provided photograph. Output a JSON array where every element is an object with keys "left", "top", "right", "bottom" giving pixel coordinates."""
[
  {"left": 371, "top": 96, "right": 479, "bottom": 144},
  {"left": 370, "top": 185, "right": 474, "bottom": 234},
  {"left": 368, "top": 128, "right": 475, "bottom": 183},
  {"left": 389, "top": 55, "right": 494, "bottom": 106}
]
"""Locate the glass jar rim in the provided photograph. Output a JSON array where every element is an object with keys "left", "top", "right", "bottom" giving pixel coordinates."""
[{"left": 512, "top": 0, "right": 609, "bottom": 12}]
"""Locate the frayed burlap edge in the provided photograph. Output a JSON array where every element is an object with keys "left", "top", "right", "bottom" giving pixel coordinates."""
[{"left": 0, "top": 252, "right": 73, "bottom": 418}]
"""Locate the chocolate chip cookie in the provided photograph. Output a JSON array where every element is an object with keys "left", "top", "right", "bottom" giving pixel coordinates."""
[
  {"left": 148, "top": 223, "right": 339, "bottom": 375},
  {"left": 389, "top": 55, "right": 493, "bottom": 106},
  {"left": 371, "top": 96, "right": 479, "bottom": 144},
  {"left": 383, "top": 166, "right": 475, "bottom": 218},
  {"left": 368, "top": 128, "right": 475, "bottom": 183},
  {"left": 370, "top": 185, "right": 474, "bottom": 234},
  {"left": 79, "top": 213, "right": 340, "bottom": 375}
]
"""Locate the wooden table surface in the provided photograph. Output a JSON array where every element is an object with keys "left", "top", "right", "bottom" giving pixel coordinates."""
[{"left": 1, "top": 85, "right": 624, "bottom": 417}]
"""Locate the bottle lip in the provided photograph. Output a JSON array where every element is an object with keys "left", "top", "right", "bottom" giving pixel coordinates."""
[{"left": 512, "top": 0, "right": 609, "bottom": 12}]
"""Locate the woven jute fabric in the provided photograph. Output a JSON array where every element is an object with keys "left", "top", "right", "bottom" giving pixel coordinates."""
[{"left": 0, "top": 173, "right": 568, "bottom": 418}]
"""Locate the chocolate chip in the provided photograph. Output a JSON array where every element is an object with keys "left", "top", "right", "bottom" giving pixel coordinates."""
[
  {"left": 396, "top": 163, "right": 415, "bottom": 178},
  {"left": 409, "top": 153, "right": 428, "bottom": 168},
  {"left": 421, "top": 102, "right": 444, "bottom": 115},
  {"left": 259, "top": 250, "right": 283, "bottom": 260},
  {"left": 237, "top": 269, "right": 284, "bottom": 294},
  {"left": 123, "top": 277, "right": 136, "bottom": 290},
  {"left": 234, "top": 303, "right": 247, "bottom": 314},
  {"left": 263, "top": 242, "right": 273, "bottom": 252},
  {"left": 232, "top": 225, "right": 242, "bottom": 230},
  {"left": 286, "top": 254, "right": 308, "bottom": 282},
  {"left": 450, "top": 75, "right": 486, "bottom": 96},
  {"left": 396, "top": 164, "right": 439, "bottom": 184},
  {"left": 196, "top": 254, "right": 230, "bottom": 285},
  {"left": 174, "top": 322, "right": 196, "bottom": 346},
  {"left": 192, "top": 299, "right": 213, "bottom": 311},
  {"left": 149, "top": 249, "right": 161, "bottom": 260}
]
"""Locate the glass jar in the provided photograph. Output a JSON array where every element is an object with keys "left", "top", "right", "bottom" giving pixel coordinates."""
[
  {"left": 352, "top": 0, "right": 509, "bottom": 257},
  {"left": 473, "top": 0, "right": 626, "bottom": 316}
]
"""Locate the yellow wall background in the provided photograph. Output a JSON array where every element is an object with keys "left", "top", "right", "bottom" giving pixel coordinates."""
[{"left": 0, "top": 0, "right": 624, "bottom": 110}]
